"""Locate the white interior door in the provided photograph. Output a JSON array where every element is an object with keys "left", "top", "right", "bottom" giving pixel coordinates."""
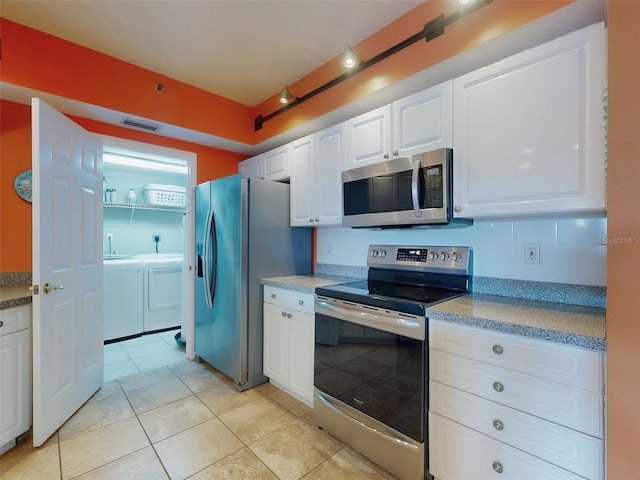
[{"left": 31, "top": 98, "right": 104, "bottom": 447}]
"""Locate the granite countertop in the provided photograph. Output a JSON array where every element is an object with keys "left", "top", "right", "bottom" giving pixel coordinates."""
[
  {"left": 261, "top": 274, "right": 606, "bottom": 351},
  {"left": 0, "top": 285, "right": 33, "bottom": 310},
  {"left": 261, "top": 274, "right": 358, "bottom": 294},
  {"left": 426, "top": 293, "right": 606, "bottom": 351}
]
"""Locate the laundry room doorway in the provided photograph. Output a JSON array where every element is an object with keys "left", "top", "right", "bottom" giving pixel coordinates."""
[{"left": 99, "top": 135, "right": 197, "bottom": 371}]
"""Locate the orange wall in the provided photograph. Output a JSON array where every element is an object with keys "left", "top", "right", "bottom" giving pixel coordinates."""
[
  {"left": 1, "top": 1, "right": 570, "bottom": 145},
  {"left": 0, "top": 101, "right": 33, "bottom": 272},
  {"left": 251, "top": 0, "right": 572, "bottom": 142},
  {"left": 0, "top": 99, "right": 246, "bottom": 272},
  {"left": 0, "top": 19, "right": 255, "bottom": 145},
  {"left": 606, "top": 2, "right": 640, "bottom": 479}
]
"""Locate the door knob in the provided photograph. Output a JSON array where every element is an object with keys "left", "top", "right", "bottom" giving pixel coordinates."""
[{"left": 43, "top": 283, "right": 64, "bottom": 294}]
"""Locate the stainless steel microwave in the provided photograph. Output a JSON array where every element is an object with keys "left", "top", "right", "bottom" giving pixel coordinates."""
[{"left": 341, "top": 148, "right": 471, "bottom": 228}]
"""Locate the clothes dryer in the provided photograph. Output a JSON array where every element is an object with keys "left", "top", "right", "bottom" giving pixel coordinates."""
[{"left": 135, "top": 254, "right": 183, "bottom": 333}]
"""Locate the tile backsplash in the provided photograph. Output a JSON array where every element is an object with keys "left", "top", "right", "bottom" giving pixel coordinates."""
[{"left": 316, "top": 215, "right": 607, "bottom": 287}]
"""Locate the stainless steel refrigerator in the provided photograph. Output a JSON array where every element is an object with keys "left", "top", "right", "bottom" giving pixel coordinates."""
[{"left": 195, "top": 174, "right": 311, "bottom": 391}]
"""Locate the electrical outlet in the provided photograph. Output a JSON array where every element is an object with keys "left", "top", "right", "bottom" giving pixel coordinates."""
[
  {"left": 152, "top": 234, "right": 161, "bottom": 243},
  {"left": 106, "top": 233, "right": 113, "bottom": 242},
  {"left": 524, "top": 243, "right": 540, "bottom": 264}
]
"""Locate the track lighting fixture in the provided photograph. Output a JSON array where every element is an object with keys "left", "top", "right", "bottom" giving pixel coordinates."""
[
  {"left": 279, "top": 86, "right": 295, "bottom": 104},
  {"left": 254, "top": 0, "right": 493, "bottom": 130},
  {"left": 343, "top": 46, "right": 359, "bottom": 69}
]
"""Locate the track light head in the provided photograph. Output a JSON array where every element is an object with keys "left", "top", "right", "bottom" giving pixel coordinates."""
[
  {"left": 343, "top": 46, "right": 359, "bottom": 69},
  {"left": 279, "top": 86, "right": 294, "bottom": 104}
]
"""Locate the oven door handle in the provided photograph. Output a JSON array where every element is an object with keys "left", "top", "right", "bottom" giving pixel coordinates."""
[{"left": 315, "top": 299, "right": 424, "bottom": 339}]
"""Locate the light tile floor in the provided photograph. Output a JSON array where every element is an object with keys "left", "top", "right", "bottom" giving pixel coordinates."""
[{"left": 0, "top": 330, "right": 397, "bottom": 480}]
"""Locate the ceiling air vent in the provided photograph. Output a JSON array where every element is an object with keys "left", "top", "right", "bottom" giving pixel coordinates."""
[{"left": 121, "top": 118, "right": 160, "bottom": 132}]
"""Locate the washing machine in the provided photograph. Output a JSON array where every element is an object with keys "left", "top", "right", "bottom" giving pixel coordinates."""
[
  {"left": 103, "top": 255, "right": 144, "bottom": 341},
  {"left": 135, "top": 254, "right": 183, "bottom": 333}
]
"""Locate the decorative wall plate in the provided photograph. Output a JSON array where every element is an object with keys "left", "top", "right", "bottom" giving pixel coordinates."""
[{"left": 14, "top": 170, "right": 32, "bottom": 202}]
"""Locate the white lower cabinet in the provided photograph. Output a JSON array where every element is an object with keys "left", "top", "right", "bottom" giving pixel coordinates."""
[
  {"left": 429, "top": 413, "right": 586, "bottom": 480},
  {"left": 0, "top": 304, "right": 32, "bottom": 453},
  {"left": 263, "top": 286, "right": 314, "bottom": 406},
  {"left": 428, "top": 319, "right": 604, "bottom": 480}
]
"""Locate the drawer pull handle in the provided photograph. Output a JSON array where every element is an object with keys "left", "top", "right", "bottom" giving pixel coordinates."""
[
  {"left": 492, "top": 420, "right": 504, "bottom": 431},
  {"left": 281, "top": 311, "right": 286, "bottom": 317},
  {"left": 299, "top": 300, "right": 304, "bottom": 305},
  {"left": 271, "top": 293, "right": 276, "bottom": 299},
  {"left": 0, "top": 320, "right": 3, "bottom": 328},
  {"left": 493, "top": 382, "right": 504, "bottom": 393},
  {"left": 492, "top": 462, "right": 503, "bottom": 474},
  {"left": 286, "top": 313, "right": 292, "bottom": 319},
  {"left": 492, "top": 344, "right": 504, "bottom": 355}
]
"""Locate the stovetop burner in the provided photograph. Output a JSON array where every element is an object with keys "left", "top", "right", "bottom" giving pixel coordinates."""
[
  {"left": 315, "top": 244, "right": 471, "bottom": 315},
  {"left": 316, "top": 280, "right": 467, "bottom": 315}
]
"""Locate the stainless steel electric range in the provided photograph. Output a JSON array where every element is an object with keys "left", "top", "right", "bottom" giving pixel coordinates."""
[{"left": 313, "top": 244, "right": 471, "bottom": 480}]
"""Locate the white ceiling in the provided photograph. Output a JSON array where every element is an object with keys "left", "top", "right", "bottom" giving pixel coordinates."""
[{"left": 1, "top": 0, "right": 424, "bottom": 107}]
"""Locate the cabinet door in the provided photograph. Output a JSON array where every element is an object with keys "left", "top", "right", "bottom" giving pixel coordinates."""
[
  {"left": 0, "top": 328, "right": 32, "bottom": 446},
  {"left": 429, "top": 349, "right": 603, "bottom": 437},
  {"left": 263, "top": 145, "right": 290, "bottom": 181},
  {"left": 290, "top": 135, "right": 315, "bottom": 226},
  {"left": 239, "top": 155, "right": 262, "bottom": 179},
  {"left": 314, "top": 123, "right": 345, "bottom": 226},
  {"left": 393, "top": 81, "right": 452, "bottom": 157},
  {"left": 429, "top": 319, "right": 603, "bottom": 393},
  {"left": 345, "top": 104, "right": 392, "bottom": 170},
  {"left": 287, "top": 311, "right": 314, "bottom": 406},
  {"left": 453, "top": 23, "right": 605, "bottom": 218},
  {"left": 263, "top": 303, "right": 288, "bottom": 385},
  {"left": 429, "top": 412, "right": 587, "bottom": 480},
  {"left": 430, "top": 381, "right": 603, "bottom": 480}
]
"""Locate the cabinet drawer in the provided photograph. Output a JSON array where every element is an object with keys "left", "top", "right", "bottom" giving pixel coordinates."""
[
  {"left": 0, "top": 304, "right": 32, "bottom": 337},
  {"left": 289, "top": 292, "right": 314, "bottom": 315},
  {"left": 430, "top": 381, "right": 603, "bottom": 480},
  {"left": 429, "top": 412, "right": 587, "bottom": 480},
  {"left": 429, "top": 349, "right": 603, "bottom": 438},
  {"left": 264, "top": 286, "right": 288, "bottom": 308},
  {"left": 429, "top": 319, "right": 603, "bottom": 393}
]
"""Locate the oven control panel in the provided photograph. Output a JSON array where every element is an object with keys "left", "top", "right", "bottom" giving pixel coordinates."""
[{"left": 368, "top": 245, "right": 471, "bottom": 274}]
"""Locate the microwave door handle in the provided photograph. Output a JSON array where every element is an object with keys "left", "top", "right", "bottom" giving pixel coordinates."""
[{"left": 411, "top": 159, "right": 422, "bottom": 217}]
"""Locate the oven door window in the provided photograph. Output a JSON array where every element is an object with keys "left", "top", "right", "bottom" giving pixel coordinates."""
[{"left": 314, "top": 312, "right": 425, "bottom": 442}]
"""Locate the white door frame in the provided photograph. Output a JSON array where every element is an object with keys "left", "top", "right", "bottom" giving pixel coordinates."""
[{"left": 98, "top": 135, "right": 197, "bottom": 360}]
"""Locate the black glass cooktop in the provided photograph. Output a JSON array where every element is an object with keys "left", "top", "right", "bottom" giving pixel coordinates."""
[{"left": 315, "top": 279, "right": 468, "bottom": 316}]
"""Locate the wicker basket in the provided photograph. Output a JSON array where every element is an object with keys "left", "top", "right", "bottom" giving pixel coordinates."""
[{"left": 143, "top": 184, "right": 186, "bottom": 208}]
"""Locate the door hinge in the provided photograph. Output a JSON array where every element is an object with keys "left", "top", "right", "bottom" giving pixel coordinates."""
[{"left": 30, "top": 284, "right": 40, "bottom": 295}]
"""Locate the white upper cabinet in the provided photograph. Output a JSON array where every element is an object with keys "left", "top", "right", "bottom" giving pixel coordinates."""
[
  {"left": 344, "top": 80, "right": 453, "bottom": 171},
  {"left": 238, "top": 155, "right": 262, "bottom": 179},
  {"left": 290, "top": 123, "right": 345, "bottom": 227},
  {"left": 239, "top": 144, "right": 290, "bottom": 181},
  {"left": 263, "top": 146, "right": 289, "bottom": 180},
  {"left": 393, "top": 82, "right": 453, "bottom": 158},
  {"left": 345, "top": 104, "right": 392, "bottom": 170},
  {"left": 452, "top": 22, "right": 606, "bottom": 218}
]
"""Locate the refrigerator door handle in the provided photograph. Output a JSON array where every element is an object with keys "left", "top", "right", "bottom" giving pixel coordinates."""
[
  {"left": 210, "top": 210, "right": 218, "bottom": 304},
  {"left": 202, "top": 209, "right": 216, "bottom": 309}
]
